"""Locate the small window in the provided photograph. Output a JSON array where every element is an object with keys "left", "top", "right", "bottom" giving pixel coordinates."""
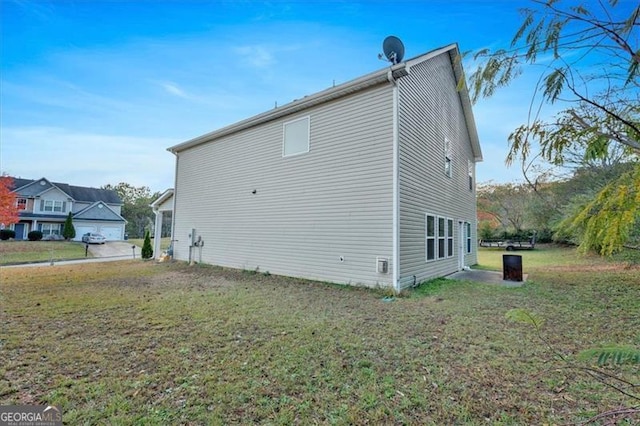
[
  {"left": 466, "top": 222, "right": 472, "bottom": 254},
  {"left": 42, "top": 200, "right": 65, "bottom": 213},
  {"left": 444, "top": 137, "right": 452, "bottom": 178},
  {"left": 447, "top": 218, "right": 454, "bottom": 257},
  {"left": 283, "top": 116, "right": 310, "bottom": 157},
  {"left": 468, "top": 159, "right": 474, "bottom": 191},
  {"left": 426, "top": 214, "right": 436, "bottom": 261},
  {"left": 39, "top": 223, "right": 62, "bottom": 236},
  {"left": 16, "top": 198, "right": 27, "bottom": 210}
]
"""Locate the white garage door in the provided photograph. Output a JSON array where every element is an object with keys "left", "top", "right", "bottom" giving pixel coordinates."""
[
  {"left": 100, "top": 226, "right": 122, "bottom": 241},
  {"left": 75, "top": 226, "right": 96, "bottom": 241}
]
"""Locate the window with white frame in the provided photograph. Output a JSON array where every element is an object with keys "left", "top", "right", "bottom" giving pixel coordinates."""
[
  {"left": 466, "top": 222, "right": 472, "bottom": 254},
  {"left": 39, "top": 223, "right": 62, "bottom": 236},
  {"left": 42, "top": 200, "right": 66, "bottom": 213},
  {"left": 283, "top": 116, "right": 310, "bottom": 157},
  {"left": 16, "top": 198, "right": 27, "bottom": 210},
  {"left": 426, "top": 214, "right": 436, "bottom": 261},
  {"left": 437, "top": 217, "right": 446, "bottom": 259},
  {"left": 468, "top": 159, "right": 474, "bottom": 191},
  {"left": 444, "top": 137, "right": 452, "bottom": 178},
  {"left": 427, "top": 215, "right": 455, "bottom": 261},
  {"left": 447, "top": 218, "right": 454, "bottom": 257}
]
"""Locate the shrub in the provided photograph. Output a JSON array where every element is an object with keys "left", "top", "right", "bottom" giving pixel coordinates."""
[
  {"left": 0, "top": 229, "right": 16, "bottom": 240},
  {"left": 28, "top": 230, "right": 43, "bottom": 241},
  {"left": 62, "top": 212, "right": 76, "bottom": 240},
  {"left": 141, "top": 230, "right": 153, "bottom": 259}
]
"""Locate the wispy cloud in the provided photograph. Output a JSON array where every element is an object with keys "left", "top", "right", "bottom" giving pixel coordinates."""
[
  {"left": 159, "top": 81, "right": 189, "bottom": 98},
  {"left": 2, "top": 126, "right": 176, "bottom": 191},
  {"left": 234, "top": 45, "right": 277, "bottom": 68}
]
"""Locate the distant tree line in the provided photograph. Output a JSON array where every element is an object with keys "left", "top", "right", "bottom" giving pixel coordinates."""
[
  {"left": 102, "top": 183, "right": 170, "bottom": 239},
  {"left": 477, "top": 159, "right": 638, "bottom": 250}
]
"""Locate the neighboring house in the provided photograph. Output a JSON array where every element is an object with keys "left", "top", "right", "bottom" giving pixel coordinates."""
[
  {"left": 10, "top": 177, "right": 126, "bottom": 241},
  {"left": 168, "top": 43, "right": 482, "bottom": 291}
]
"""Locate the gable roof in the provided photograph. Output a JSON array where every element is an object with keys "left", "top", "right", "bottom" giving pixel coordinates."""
[
  {"left": 150, "top": 188, "right": 174, "bottom": 211},
  {"left": 11, "top": 177, "right": 123, "bottom": 205},
  {"left": 73, "top": 201, "right": 126, "bottom": 222},
  {"left": 168, "top": 43, "right": 482, "bottom": 161}
]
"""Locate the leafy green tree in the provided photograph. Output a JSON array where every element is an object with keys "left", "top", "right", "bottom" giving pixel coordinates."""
[
  {"left": 141, "top": 230, "right": 153, "bottom": 259},
  {"left": 62, "top": 212, "right": 76, "bottom": 240},
  {"left": 469, "top": 0, "right": 639, "bottom": 255},
  {"left": 102, "top": 183, "right": 160, "bottom": 238}
]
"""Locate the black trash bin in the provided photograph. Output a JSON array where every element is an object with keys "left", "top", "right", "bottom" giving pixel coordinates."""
[{"left": 503, "top": 254, "right": 523, "bottom": 281}]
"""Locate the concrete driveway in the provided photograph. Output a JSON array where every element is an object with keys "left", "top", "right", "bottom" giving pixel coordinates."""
[
  {"left": 87, "top": 241, "right": 142, "bottom": 258},
  {"left": 1, "top": 241, "right": 145, "bottom": 269}
]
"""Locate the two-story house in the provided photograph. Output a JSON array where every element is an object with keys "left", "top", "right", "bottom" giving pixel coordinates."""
[
  {"left": 168, "top": 43, "right": 482, "bottom": 291},
  {"left": 10, "top": 177, "right": 126, "bottom": 241}
]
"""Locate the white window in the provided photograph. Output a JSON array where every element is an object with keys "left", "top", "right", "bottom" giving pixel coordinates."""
[
  {"left": 40, "top": 223, "right": 62, "bottom": 236},
  {"left": 427, "top": 215, "right": 454, "bottom": 261},
  {"left": 42, "top": 200, "right": 66, "bottom": 213},
  {"left": 447, "top": 218, "right": 454, "bottom": 257},
  {"left": 466, "top": 222, "right": 472, "bottom": 254},
  {"left": 444, "top": 137, "right": 452, "bottom": 178},
  {"left": 437, "top": 217, "right": 446, "bottom": 259},
  {"left": 283, "top": 116, "right": 310, "bottom": 157},
  {"left": 426, "top": 214, "right": 436, "bottom": 261},
  {"left": 468, "top": 159, "right": 474, "bottom": 191}
]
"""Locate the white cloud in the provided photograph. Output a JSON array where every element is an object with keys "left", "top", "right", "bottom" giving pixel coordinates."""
[
  {"left": 159, "top": 81, "right": 189, "bottom": 98},
  {"left": 1, "top": 127, "right": 176, "bottom": 192},
  {"left": 234, "top": 45, "right": 277, "bottom": 68}
]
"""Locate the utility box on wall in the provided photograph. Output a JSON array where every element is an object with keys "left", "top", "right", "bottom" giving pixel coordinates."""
[{"left": 377, "top": 257, "right": 389, "bottom": 274}]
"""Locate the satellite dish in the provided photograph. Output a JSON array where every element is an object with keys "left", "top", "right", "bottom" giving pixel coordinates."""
[{"left": 381, "top": 36, "right": 405, "bottom": 65}]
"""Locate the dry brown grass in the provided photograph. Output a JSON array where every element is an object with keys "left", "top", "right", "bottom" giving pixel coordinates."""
[{"left": 1, "top": 249, "right": 638, "bottom": 424}]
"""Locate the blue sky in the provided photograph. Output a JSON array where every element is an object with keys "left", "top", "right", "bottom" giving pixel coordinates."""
[{"left": 2, "top": 0, "right": 569, "bottom": 192}]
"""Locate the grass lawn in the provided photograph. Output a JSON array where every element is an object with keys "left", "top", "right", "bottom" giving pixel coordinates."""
[
  {"left": 1, "top": 247, "right": 638, "bottom": 424},
  {"left": 0, "top": 241, "right": 89, "bottom": 265},
  {"left": 127, "top": 237, "right": 171, "bottom": 251}
]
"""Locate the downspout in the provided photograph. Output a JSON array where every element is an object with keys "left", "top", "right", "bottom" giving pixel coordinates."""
[{"left": 388, "top": 70, "right": 400, "bottom": 294}]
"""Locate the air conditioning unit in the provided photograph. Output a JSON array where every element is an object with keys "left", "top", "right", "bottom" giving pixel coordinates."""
[{"left": 376, "top": 257, "right": 389, "bottom": 274}]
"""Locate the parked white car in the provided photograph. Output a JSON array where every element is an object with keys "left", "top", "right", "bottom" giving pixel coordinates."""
[{"left": 82, "top": 232, "right": 106, "bottom": 244}]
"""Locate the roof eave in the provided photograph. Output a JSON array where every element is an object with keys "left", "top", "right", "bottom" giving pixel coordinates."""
[{"left": 168, "top": 62, "right": 409, "bottom": 154}]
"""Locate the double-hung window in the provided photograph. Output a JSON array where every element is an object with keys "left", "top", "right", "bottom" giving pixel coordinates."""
[
  {"left": 447, "top": 218, "right": 454, "bottom": 257},
  {"left": 426, "top": 215, "right": 436, "bottom": 261},
  {"left": 427, "top": 215, "right": 454, "bottom": 260},
  {"left": 39, "top": 223, "right": 62, "bottom": 236},
  {"left": 42, "top": 200, "right": 66, "bottom": 213},
  {"left": 437, "top": 217, "right": 446, "bottom": 259},
  {"left": 466, "top": 222, "right": 472, "bottom": 254},
  {"left": 16, "top": 198, "right": 27, "bottom": 210}
]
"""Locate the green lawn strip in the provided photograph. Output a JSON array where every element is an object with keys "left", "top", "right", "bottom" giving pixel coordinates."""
[
  {"left": 127, "top": 237, "right": 171, "bottom": 251},
  {"left": 476, "top": 244, "right": 608, "bottom": 272},
  {"left": 1, "top": 253, "right": 639, "bottom": 424},
  {"left": 0, "top": 241, "right": 90, "bottom": 265}
]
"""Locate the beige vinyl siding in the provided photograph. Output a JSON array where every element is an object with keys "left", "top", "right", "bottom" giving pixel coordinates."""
[
  {"left": 173, "top": 83, "right": 395, "bottom": 287},
  {"left": 397, "top": 51, "right": 478, "bottom": 287}
]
